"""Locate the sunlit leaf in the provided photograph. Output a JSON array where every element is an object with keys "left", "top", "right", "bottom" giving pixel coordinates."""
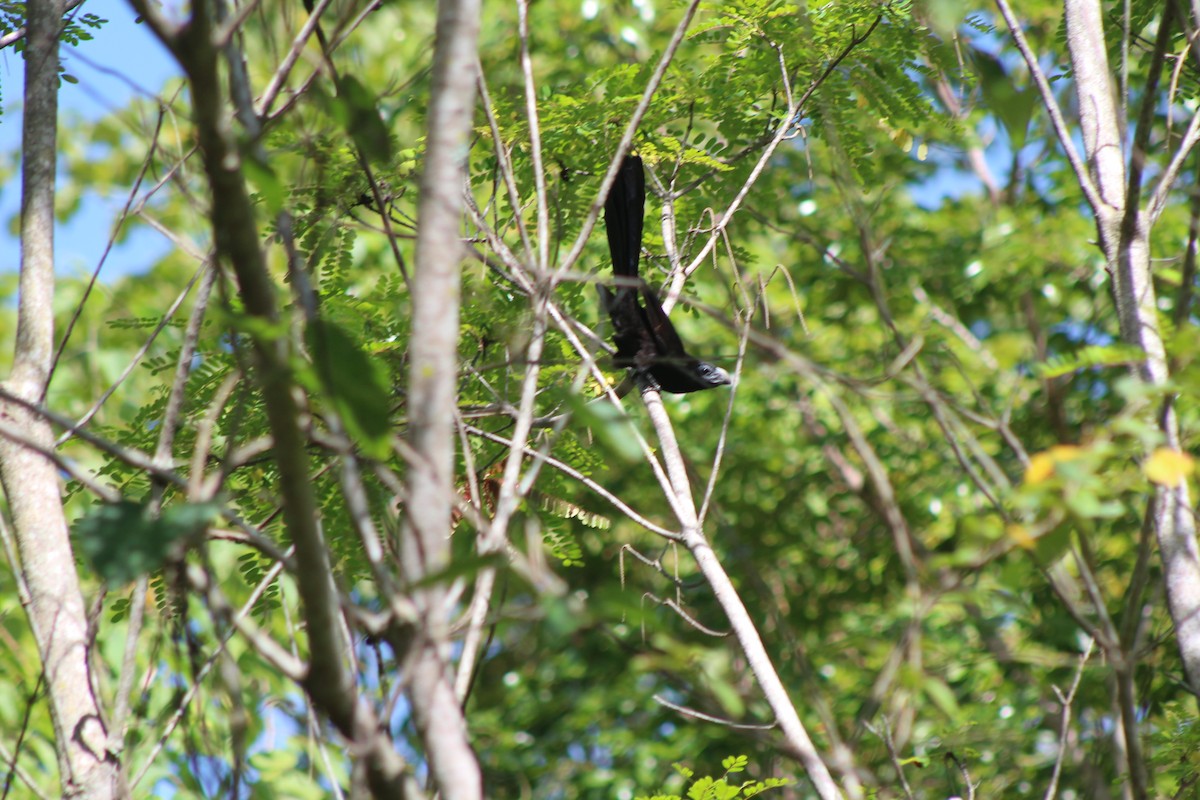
[{"left": 1145, "top": 448, "right": 1195, "bottom": 487}]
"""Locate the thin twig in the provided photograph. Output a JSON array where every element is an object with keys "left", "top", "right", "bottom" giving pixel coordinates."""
[
  {"left": 946, "top": 752, "right": 976, "bottom": 800},
  {"left": 129, "top": 558, "right": 289, "bottom": 788},
  {"left": 1043, "top": 638, "right": 1094, "bottom": 800},
  {"left": 646, "top": 594, "right": 729, "bottom": 637},
  {"left": 56, "top": 263, "right": 208, "bottom": 446},
  {"left": 516, "top": 0, "right": 550, "bottom": 273},
  {"left": 1148, "top": 109, "right": 1200, "bottom": 224},
  {"left": 552, "top": 0, "right": 706, "bottom": 282},
  {"left": 653, "top": 693, "right": 775, "bottom": 730},
  {"left": 254, "top": 0, "right": 335, "bottom": 118},
  {"left": 993, "top": 0, "right": 1106, "bottom": 214},
  {"left": 48, "top": 106, "right": 167, "bottom": 398},
  {"left": 475, "top": 64, "right": 535, "bottom": 264},
  {"left": 0, "top": 418, "right": 120, "bottom": 501},
  {"left": 865, "top": 717, "right": 916, "bottom": 800},
  {"left": 463, "top": 424, "right": 680, "bottom": 539},
  {"left": 667, "top": 17, "right": 883, "bottom": 308}
]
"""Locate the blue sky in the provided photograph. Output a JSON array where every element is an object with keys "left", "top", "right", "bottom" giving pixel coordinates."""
[{"left": 1, "top": 3, "right": 181, "bottom": 279}]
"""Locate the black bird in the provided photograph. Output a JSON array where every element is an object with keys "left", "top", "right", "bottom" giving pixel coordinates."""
[{"left": 599, "top": 155, "right": 731, "bottom": 394}]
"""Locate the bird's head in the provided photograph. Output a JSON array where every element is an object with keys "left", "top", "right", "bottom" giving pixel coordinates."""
[{"left": 696, "top": 362, "right": 732, "bottom": 388}]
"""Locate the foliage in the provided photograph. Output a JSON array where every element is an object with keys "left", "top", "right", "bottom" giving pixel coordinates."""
[
  {"left": 3, "top": 0, "right": 1200, "bottom": 798},
  {"left": 637, "top": 755, "right": 791, "bottom": 800},
  {"left": 0, "top": 1, "right": 106, "bottom": 91},
  {"left": 75, "top": 499, "right": 220, "bottom": 586}
]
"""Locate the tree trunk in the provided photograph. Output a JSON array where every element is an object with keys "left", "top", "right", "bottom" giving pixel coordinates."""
[
  {"left": 401, "top": 0, "right": 483, "bottom": 797},
  {"left": 0, "top": 2, "right": 127, "bottom": 797}
]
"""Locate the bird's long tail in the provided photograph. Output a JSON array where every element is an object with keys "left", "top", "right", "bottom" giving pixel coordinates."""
[{"left": 604, "top": 155, "right": 645, "bottom": 279}]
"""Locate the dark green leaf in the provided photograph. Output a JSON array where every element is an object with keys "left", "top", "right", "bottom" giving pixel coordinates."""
[
  {"left": 75, "top": 500, "right": 219, "bottom": 586},
  {"left": 339, "top": 75, "right": 393, "bottom": 166},
  {"left": 307, "top": 317, "right": 394, "bottom": 459}
]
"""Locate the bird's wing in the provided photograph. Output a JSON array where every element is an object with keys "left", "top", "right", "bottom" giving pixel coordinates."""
[{"left": 638, "top": 282, "right": 691, "bottom": 361}]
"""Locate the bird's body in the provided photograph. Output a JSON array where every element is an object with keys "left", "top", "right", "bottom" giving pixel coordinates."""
[{"left": 599, "top": 156, "right": 731, "bottom": 394}]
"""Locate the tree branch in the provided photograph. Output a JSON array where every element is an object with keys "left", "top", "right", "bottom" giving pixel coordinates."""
[
  {"left": 126, "top": 0, "right": 415, "bottom": 793},
  {"left": 640, "top": 385, "right": 848, "bottom": 800},
  {"left": 1061, "top": 0, "right": 1200, "bottom": 693},
  {"left": 400, "top": 0, "right": 484, "bottom": 794},
  {"left": 993, "top": 0, "right": 1106, "bottom": 216}
]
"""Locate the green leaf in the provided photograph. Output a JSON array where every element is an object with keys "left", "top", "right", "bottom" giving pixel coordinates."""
[
  {"left": 1033, "top": 522, "right": 1073, "bottom": 564},
  {"left": 249, "top": 748, "right": 300, "bottom": 780},
  {"left": 243, "top": 157, "right": 285, "bottom": 215},
  {"left": 75, "top": 500, "right": 219, "bottom": 586},
  {"left": 567, "top": 393, "right": 642, "bottom": 462},
  {"left": 712, "top": 780, "right": 740, "bottom": 800},
  {"left": 974, "top": 51, "right": 1035, "bottom": 150},
  {"left": 1035, "top": 344, "right": 1145, "bottom": 379},
  {"left": 307, "top": 317, "right": 394, "bottom": 459},
  {"left": 921, "top": 675, "right": 961, "bottom": 717},
  {"left": 708, "top": 674, "right": 746, "bottom": 719},
  {"left": 721, "top": 755, "right": 748, "bottom": 773},
  {"left": 687, "top": 776, "right": 716, "bottom": 800},
  {"left": 340, "top": 75, "right": 394, "bottom": 166}
]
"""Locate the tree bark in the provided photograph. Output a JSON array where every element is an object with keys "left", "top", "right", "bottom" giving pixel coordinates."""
[
  {"left": 128, "top": 0, "right": 414, "bottom": 794},
  {"left": 1061, "top": 0, "right": 1200, "bottom": 697},
  {"left": 0, "top": 2, "right": 127, "bottom": 797},
  {"left": 401, "top": 0, "right": 483, "bottom": 796}
]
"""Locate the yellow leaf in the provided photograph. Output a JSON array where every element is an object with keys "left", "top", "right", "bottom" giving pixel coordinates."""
[
  {"left": 1024, "top": 452, "right": 1055, "bottom": 484},
  {"left": 1025, "top": 445, "right": 1085, "bottom": 485},
  {"left": 1144, "top": 448, "right": 1195, "bottom": 487},
  {"left": 1007, "top": 524, "right": 1035, "bottom": 550},
  {"left": 1048, "top": 444, "right": 1084, "bottom": 460}
]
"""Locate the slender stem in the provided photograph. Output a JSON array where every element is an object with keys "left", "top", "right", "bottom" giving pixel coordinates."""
[{"left": 640, "top": 386, "right": 847, "bottom": 800}]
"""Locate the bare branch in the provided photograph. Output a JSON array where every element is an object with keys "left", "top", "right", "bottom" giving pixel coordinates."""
[
  {"left": 640, "top": 386, "right": 847, "bottom": 800},
  {"left": 946, "top": 752, "right": 976, "bottom": 800},
  {"left": 1147, "top": 109, "right": 1200, "bottom": 225},
  {"left": 1042, "top": 639, "right": 1094, "bottom": 800},
  {"left": 400, "top": 0, "right": 484, "bottom": 793},
  {"left": 993, "top": 0, "right": 1106, "bottom": 215},
  {"left": 517, "top": 0, "right": 550, "bottom": 273},
  {"left": 653, "top": 693, "right": 775, "bottom": 730},
  {"left": 126, "top": 0, "right": 413, "bottom": 792},
  {"left": 865, "top": 718, "right": 916, "bottom": 800},
  {"left": 254, "top": 0, "right": 336, "bottom": 118},
  {"left": 645, "top": 593, "right": 730, "bottom": 637}
]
